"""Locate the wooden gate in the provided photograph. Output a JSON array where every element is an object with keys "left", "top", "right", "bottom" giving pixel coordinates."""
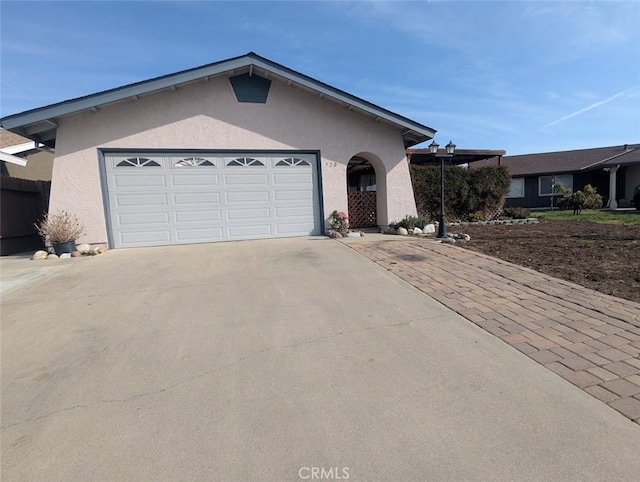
[
  {"left": 0, "top": 177, "right": 51, "bottom": 255},
  {"left": 348, "top": 191, "right": 377, "bottom": 228}
]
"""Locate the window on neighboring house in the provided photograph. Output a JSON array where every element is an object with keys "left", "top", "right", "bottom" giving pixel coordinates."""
[
  {"left": 507, "top": 178, "right": 524, "bottom": 198},
  {"left": 539, "top": 174, "right": 572, "bottom": 196}
]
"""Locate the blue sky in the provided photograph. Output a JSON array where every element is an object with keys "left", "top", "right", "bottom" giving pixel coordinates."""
[{"left": 1, "top": 0, "right": 638, "bottom": 155}]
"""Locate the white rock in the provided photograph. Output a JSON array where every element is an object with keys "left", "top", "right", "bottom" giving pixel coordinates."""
[
  {"left": 76, "top": 243, "right": 91, "bottom": 255},
  {"left": 423, "top": 224, "right": 436, "bottom": 233},
  {"left": 463, "top": 234, "right": 471, "bottom": 241},
  {"left": 60, "top": 253, "right": 72, "bottom": 259},
  {"left": 47, "top": 254, "right": 59, "bottom": 259},
  {"left": 397, "top": 227, "right": 408, "bottom": 236},
  {"left": 413, "top": 227, "right": 423, "bottom": 234},
  {"left": 440, "top": 237, "right": 456, "bottom": 244},
  {"left": 31, "top": 250, "right": 48, "bottom": 260},
  {"left": 347, "top": 232, "right": 362, "bottom": 237}
]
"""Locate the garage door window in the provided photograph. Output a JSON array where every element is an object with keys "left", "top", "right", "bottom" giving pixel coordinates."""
[
  {"left": 174, "top": 157, "right": 215, "bottom": 167},
  {"left": 227, "top": 157, "right": 264, "bottom": 167},
  {"left": 276, "top": 158, "right": 310, "bottom": 167},
  {"left": 116, "top": 157, "right": 160, "bottom": 167}
]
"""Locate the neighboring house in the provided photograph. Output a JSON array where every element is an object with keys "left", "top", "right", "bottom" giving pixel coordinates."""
[
  {"left": 0, "top": 52, "right": 436, "bottom": 248},
  {"left": 474, "top": 144, "right": 640, "bottom": 209},
  {"left": 0, "top": 129, "right": 54, "bottom": 181}
]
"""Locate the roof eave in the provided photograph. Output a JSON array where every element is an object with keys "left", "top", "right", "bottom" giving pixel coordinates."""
[{"left": 0, "top": 52, "right": 436, "bottom": 147}]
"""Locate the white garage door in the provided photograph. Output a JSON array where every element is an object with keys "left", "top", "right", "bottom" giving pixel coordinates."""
[{"left": 103, "top": 152, "right": 322, "bottom": 248}]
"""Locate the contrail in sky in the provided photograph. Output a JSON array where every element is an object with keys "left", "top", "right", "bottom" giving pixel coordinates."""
[{"left": 544, "top": 87, "right": 637, "bottom": 128}]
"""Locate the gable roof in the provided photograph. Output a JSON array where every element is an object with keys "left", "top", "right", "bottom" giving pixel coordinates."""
[
  {"left": 473, "top": 144, "right": 640, "bottom": 176},
  {"left": 0, "top": 52, "right": 436, "bottom": 149}
]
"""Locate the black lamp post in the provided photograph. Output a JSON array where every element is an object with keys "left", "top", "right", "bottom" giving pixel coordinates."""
[{"left": 428, "top": 140, "right": 456, "bottom": 239}]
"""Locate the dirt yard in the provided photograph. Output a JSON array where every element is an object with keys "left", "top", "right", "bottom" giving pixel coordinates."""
[{"left": 457, "top": 219, "right": 640, "bottom": 304}]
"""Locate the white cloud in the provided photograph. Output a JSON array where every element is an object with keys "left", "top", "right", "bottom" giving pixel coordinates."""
[{"left": 543, "top": 87, "right": 638, "bottom": 128}]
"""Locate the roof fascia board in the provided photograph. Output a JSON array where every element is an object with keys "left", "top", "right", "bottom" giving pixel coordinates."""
[
  {"left": 1, "top": 52, "right": 435, "bottom": 142},
  {"left": 249, "top": 57, "right": 436, "bottom": 138},
  {"left": 0, "top": 56, "right": 253, "bottom": 130},
  {"left": 580, "top": 147, "right": 636, "bottom": 170}
]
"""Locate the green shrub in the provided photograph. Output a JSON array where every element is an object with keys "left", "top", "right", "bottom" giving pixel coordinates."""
[
  {"left": 394, "top": 215, "right": 430, "bottom": 230},
  {"left": 556, "top": 183, "right": 603, "bottom": 212},
  {"left": 467, "top": 211, "right": 486, "bottom": 222},
  {"left": 582, "top": 184, "right": 603, "bottom": 209},
  {"left": 468, "top": 166, "right": 511, "bottom": 218},
  {"left": 410, "top": 164, "right": 510, "bottom": 221},
  {"left": 502, "top": 207, "right": 531, "bottom": 219}
]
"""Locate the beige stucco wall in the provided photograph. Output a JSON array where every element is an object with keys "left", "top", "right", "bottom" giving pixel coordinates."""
[{"left": 51, "top": 76, "right": 417, "bottom": 244}]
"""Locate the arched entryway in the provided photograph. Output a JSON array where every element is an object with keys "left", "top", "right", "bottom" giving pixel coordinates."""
[{"left": 347, "top": 155, "right": 378, "bottom": 228}]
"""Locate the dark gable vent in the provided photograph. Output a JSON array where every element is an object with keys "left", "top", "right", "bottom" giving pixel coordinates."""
[{"left": 229, "top": 73, "right": 271, "bottom": 103}]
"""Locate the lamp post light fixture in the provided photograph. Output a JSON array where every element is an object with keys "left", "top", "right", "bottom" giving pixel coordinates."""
[{"left": 428, "top": 140, "right": 456, "bottom": 238}]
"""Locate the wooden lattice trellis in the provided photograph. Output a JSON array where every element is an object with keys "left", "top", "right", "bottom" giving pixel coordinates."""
[{"left": 348, "top": 191, "right": 377, "bottom": 228}]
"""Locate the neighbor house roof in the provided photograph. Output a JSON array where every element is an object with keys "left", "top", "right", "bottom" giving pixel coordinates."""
[
  {"left": 0, "top": 52, "right": 436, "bottom": 148},
  {"left": 472, "top": 144, "right": 640, "bottom": 176},
  {"left": 0, "top": 128, "right": 46, "bottom": 166}
]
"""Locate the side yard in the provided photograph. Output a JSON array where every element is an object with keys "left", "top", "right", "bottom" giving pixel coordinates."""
[{"left": 457, "top": 216, "right": 640, "bottom": 304}]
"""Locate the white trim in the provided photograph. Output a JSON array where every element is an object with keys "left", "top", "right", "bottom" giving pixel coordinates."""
[
  {"left": 1, "top": 141, "right": 43, "bottom": 155},
  {"left": 0, "top": 151, "right": 28, "bottom": 166}
]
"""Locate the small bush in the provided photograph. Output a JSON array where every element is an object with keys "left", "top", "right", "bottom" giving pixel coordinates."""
[
  {"left": 502, "top": 207, "right": 531, "bottom": 219},
  {"left": 394, "top": 215, "right": 430, "bottom": 230},
  {"left": 35, "top": 210, "right": 85, "bottom": 244},
  {"left": 582, "top": 184, "right": 603, "bottom": 209},
  {"left": 556, "top": 183, "right": 603, "bottom": 213},
  {"left": 328, "top": 210, "right": 349, "bottom": 236}
]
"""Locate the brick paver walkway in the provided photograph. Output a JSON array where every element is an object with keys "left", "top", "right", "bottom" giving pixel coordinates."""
[{"left": 345, "top": 238, "right": 640, "bottom": 424}]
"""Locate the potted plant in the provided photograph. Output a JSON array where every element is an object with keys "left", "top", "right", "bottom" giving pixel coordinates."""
[{"left": 35, "top": 210, "right": 85, "bottom": 255}]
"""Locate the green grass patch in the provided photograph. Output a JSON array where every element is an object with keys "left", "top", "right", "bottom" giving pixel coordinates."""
[{"left": 531, "top": 209, "right": 640, "bottom": 225}]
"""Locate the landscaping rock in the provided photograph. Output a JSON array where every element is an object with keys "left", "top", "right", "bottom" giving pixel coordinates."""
[
  {"left": 440, "top": 237, "right": 456, "bottom": 244},
  {"left": 463, "top": 234, "right": 471, "bottom": 241},
  {"left": 31, "top": 250, "right": 48, "bottom": 260},
  {"left": 60, "top": 253, "right": 72, "bottom": 259},
  {"left": 328, "top": 230, "right": 342, "bottom": 238},
  {"left": 90, "top": 246, "right": 108, "bottom": 255},
  {"left": 76, "top": 243, "right": 91, "bottom": 255},
  {"left": 47, "top": 254, "right": 59, "bottom": 260},
  {"left": 71, "top": 251, "right": 82, "bottom": 257},
  {"left": 423, "top": 224, "right": 435, "bottom": 233},
  {"left": 413, "top": 227, "right": 423, "bottom": 234},
  {"left": 347, "top": 232, "right": 362, "bottom": 238},
  {"left": 397, "top": 227, "right": 408, "bottom": 236}
]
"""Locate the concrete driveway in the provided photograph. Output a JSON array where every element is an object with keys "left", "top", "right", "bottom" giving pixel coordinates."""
[{"left": 2, "top": 238, "right": 640, "bottom": 481}]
